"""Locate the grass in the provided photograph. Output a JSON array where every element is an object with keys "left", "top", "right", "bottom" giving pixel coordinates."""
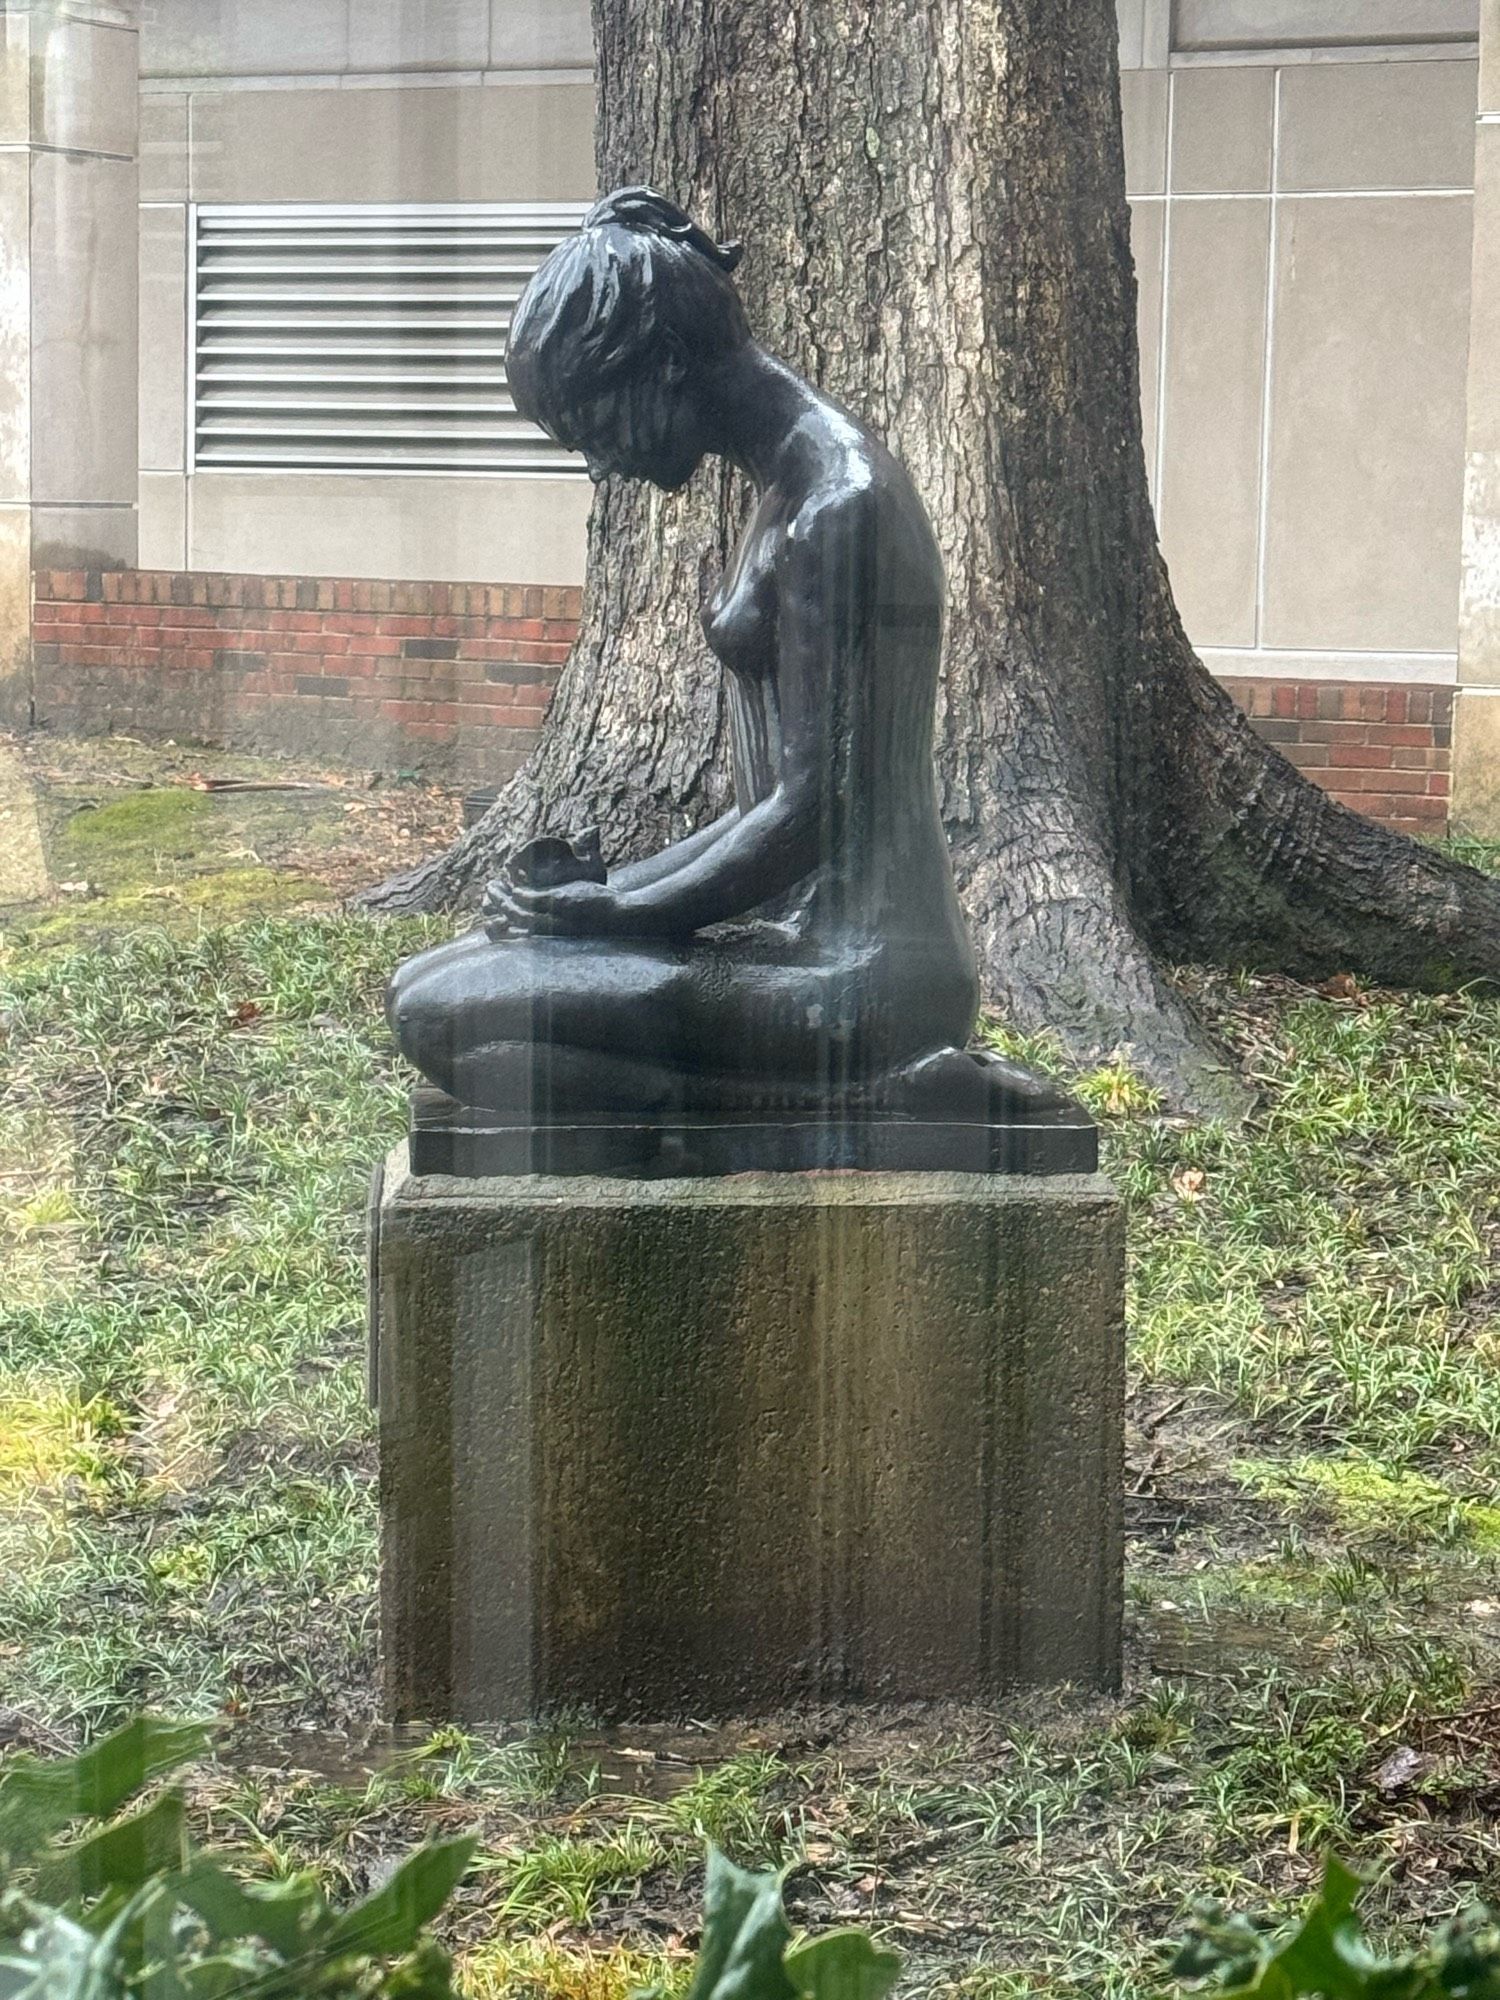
[{"left": 4, "top": 744, "right": 1500, "bottom": 1993}]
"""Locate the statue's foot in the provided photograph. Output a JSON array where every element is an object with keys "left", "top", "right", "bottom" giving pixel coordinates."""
[{"left": 891, "top": 1046, "right": 1079, "bottom": 1122}]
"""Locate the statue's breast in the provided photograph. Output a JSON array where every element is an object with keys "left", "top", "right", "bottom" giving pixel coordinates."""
[{"left": 703, "top": 536, "right": 778, "bottom": 682}]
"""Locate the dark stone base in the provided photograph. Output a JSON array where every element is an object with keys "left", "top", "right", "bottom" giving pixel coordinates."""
[
  {"left": 407, "top": 1083, "right": 1099, "bottom": 1178},
  {"left": 374, "top": 1149, "right": 1125, "bottom": 1721}
]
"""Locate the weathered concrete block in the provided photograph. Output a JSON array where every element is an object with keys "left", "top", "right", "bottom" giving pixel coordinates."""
[{"left": 373, "top": 1147, "right": 1124, "bottom": 1721}]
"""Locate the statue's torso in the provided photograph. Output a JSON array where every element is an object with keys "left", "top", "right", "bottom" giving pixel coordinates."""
[{"left": 701, "top": 460, "right": 977, "bottom": 1020}]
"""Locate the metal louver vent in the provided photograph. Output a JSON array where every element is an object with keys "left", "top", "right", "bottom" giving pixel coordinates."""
[{"left": 191, "top": 202, "right": 593, "bottom": 475}]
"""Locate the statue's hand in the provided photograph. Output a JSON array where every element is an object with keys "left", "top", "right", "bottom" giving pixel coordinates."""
[{"left": 483, "top": 875, "right": 626, "bottom": 938}]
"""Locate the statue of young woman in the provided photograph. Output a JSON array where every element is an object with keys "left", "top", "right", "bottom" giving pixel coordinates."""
[{"left": 387, "top": 188, "right": 1073, "bottom": 1148}]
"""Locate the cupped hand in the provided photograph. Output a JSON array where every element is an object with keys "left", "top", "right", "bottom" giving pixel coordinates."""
[{"left": 481, "top": 874, "right": 628, "bottom": 937}]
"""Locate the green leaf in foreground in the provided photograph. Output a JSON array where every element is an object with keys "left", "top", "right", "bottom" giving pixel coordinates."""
[
  {"left": 783, "top": 1930, "right": 903, "bottom": 2000},
  {"left": 32, "top": 1793, "right": 188, "bottom": 1908},
  {"left": 683, "top": 1849, "right": 797, "bottom": 2000},
  {"left": 1171, "top": 1855, "right": 1500, "bottom": 1998},
  {"left": 320, "top": 1839, "right": 477, "bottom": 1960},
  {"left": 0, "top": 1721, "right": 214, "bottom": 1866}
]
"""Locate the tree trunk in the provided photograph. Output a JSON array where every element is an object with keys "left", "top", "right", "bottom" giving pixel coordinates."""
[{"left": 363, "top": 0, "right": 1500, "bottom": 1114}]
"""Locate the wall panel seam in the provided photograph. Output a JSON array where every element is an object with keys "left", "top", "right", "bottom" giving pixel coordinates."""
[
  {"left": 1253, "top": 66, "right": 1283, "bottom": 649},
  {"left": 1153, "top": 68, "right": 1176, "bottom": 509},
  {"left": 1131, "top": 187, "right": 1475, "bottom": 200},
  {"left": 1172, "top": 44, "right": 1478, "bottom": 67}
]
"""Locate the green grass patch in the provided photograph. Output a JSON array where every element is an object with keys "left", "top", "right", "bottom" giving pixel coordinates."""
[{"left": 1, "top": 823, "right": 1500, "bottom": 1993}]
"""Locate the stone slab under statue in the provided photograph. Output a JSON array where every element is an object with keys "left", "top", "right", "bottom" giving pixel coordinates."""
[{"left": 372, "top": 187, "right": 1122, "bottom": 1717}]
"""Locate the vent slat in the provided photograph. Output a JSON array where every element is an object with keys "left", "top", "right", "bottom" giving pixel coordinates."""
[{"left": 192, "top": 200, "right": 590, "bottom": 476}]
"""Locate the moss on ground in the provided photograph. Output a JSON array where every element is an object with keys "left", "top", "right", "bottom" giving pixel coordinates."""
[{"left": 1233, "top": 1454, "right": 1500, "bottom": 1551}]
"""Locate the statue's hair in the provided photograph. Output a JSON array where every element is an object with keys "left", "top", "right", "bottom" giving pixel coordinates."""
[{"left": 506, "top": 186, "right": 750, "bottom": 443}]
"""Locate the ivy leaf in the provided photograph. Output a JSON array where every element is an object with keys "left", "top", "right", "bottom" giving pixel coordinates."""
[{"left": 174, "top": 1861, "right": 326, "bottom": 1960}]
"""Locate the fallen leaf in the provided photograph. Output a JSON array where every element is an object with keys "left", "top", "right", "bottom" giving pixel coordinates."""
[
  {"left": 1374, "top": 1745, "right": 1434, "bottom": 1794},
  {"left": 1317, "top": 972, "right": 1367, "bottom": 1003}
]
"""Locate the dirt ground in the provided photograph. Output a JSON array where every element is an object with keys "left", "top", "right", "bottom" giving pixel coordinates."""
[{"left": 0, "top": 728, "right": 464, "bottom": 924}]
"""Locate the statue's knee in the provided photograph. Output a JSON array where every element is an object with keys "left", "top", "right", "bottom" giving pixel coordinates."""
[{"left": 387, "top": 964, "right": 457, "bottom": 1091}]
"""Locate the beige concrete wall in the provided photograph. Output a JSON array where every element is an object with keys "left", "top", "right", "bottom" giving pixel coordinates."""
[
  {"left": 134, "top": 0, "right": 1484, "bottom": 628},
  {"left": 0, "top": 0, "right": 138, "bottom": 692},
  {"left": 1127, "top": 48, "right": 1477, "bottom": 683},
  {"left": 139, "top": 0, "right": 591, "bottom": 78},
  {"left": 137, "top": 18, "right": 595, "bottom": 583},
  {"left": 1172, "top": 0, "right": 1478, "bottom": 52},
  {"left": 188, "top": 473, "right": 590, "bottom": 586}
]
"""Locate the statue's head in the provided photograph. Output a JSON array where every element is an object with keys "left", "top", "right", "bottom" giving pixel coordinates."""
[{"left": 507, "top": 186, "right": 750, "bottom": 492}]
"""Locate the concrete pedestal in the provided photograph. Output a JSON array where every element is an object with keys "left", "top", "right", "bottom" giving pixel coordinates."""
[{"left": 372, "top": 1147, "right": 1125, "bottom": 1722}]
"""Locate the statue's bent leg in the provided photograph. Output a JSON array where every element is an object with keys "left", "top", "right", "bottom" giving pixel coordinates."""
[{"left": 386, "top": 928, "right": 698, "bottom": 1110}]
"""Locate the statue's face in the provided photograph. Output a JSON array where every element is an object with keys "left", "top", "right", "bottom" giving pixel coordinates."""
[{"left": 555, "top": 343, "right": 707, "bottom": 493}]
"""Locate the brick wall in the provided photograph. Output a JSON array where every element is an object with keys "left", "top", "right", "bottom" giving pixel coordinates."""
[
  {"left": 19, "top": 570, "right": 583, "bottom": 784},
  {"left": 1222, "top": 678, "right": 1452, "bottom": 836},
  {"left": 8, "top": 572, "right": 1455, "bottom": 834}
]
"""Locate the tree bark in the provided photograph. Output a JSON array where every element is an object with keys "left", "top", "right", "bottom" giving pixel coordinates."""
[{"left": 363, "top": 0, "right": 1500, "bottom": 1114}]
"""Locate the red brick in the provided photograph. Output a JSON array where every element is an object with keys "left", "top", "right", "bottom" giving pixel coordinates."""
[
  {"left": 1397, "top": 793, "right": 1448, "bottom": 820},
  {"left": 1329, "top": 744, "right": 1393, "bottom": 769},
  {"left": 1295, "top": 720, "right": 1363, "bottom": 743},
  {"left": 1385, "top": 688, "right": 1409, "bottom": 725},
  {"left": 467, "top": 678, "right": 519, "bottom": 706},
  {"left": 1331, "top": 767, "right": 1428, "bottom": 793},
  {"left": 1408, "top": 689, "right": 1434, "bottom": 723},
  {"left": 1429, "top": 771, "right": 1451, "bottom": 796},
  {"left": 1367, "top": 724, "right": 1435, "bottom": 747}
]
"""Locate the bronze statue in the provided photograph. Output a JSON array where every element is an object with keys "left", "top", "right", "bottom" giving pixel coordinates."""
[{"left": 387, "top": 189, "right": 1090, "bottom": 1175}]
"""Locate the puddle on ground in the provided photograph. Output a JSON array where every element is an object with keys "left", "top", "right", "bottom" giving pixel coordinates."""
[
  {"left": 211, "top": 1718, "right": 750, "bottom": 1798},
  {"left": 1141, "top": 1602, "right": 1346, "bottom": 1677}
]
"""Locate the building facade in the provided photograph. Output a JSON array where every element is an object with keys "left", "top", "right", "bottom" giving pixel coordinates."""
[{"left": 4, "top": 0, "right": 1500, "bottom": 829}]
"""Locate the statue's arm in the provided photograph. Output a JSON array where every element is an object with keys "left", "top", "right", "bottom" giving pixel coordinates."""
[
  {"left": 492, "top": 504, "right": 858, "bottom": 939},
  {"left": 608, "top": 809, "right": 742, "bottom": 893},
  {"left": 609, "top": 781, "right": 818, "bottom": 933},
  {"left": 597, "top": 513, "right": 854, "bottom": 934}
]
